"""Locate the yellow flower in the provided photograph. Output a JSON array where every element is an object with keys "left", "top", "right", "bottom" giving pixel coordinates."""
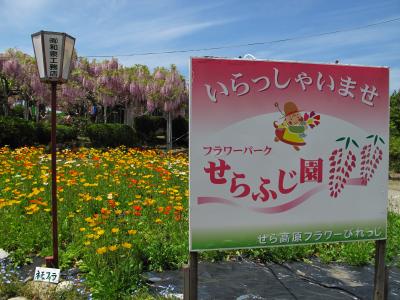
[
  {"left": 108, "top": 245, "right": 118, "bottom": 251},
  {"left": 128, "top": 229, "right": 137, "bottom": 235},
  {"left": 155, "top": 218, "right": 162, "bottom": 224},
  {"left": 174, "top": 205, "right": 183, "bottom": 211},
  {"left": 115, "top": 209, "right": 122, "bottom": 215},
  {"left": 96, "top": 229, "right": 105, "bottom": 235},
  {"left": 111, "top": 228, "right": 119, "bottom": 233},
  {"left": 107, "top": 193, "right": 113, "bottom": 200},
  {"left": 79, "top": 228, "right": 86, "bottom": 232},
  {"left": 122, "top": 242, "right": 132, "bottom": 249},
  {"left": 96, "top": 247, "right": 107, "bottom": 255},
  {"left": 84, "top": 241, "right": 91, "bottom": 246}
]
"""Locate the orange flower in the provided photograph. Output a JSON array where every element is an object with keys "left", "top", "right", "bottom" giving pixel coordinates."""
[
  {"left": 133, "top": 205, "right": 142, "bottom": 211},
  {"left": 101, "top": 207, "right": 110, "bottom": 215},
  {"left": 108, "top": 200, "right": 116, "bottom": 208}
]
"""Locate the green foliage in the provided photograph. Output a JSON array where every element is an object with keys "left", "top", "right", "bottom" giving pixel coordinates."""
[
  {"left": 35, "top": 121, "right": 51, "bottom": 144},
  {"left": 386, "top": 212, "right": 400, "bottom": 264},
  {"left": 57, "top": 125, "right": 79, "bottom": 144},
  {"left": 134, "top": 115, "right": 166, "bottom": 143},
  {"left": 172, "top": 116, "right": 188, "bottom": 146},
  {"left": 9, "top": 104, "right": 25, "bottom": 118},
  {"left": 390, "top": 91, "right": 400, "bottom": 171},
  {"left": 0, "top": 117, "right": 37, "bottom": 147},
  {"left": 0, "top": 117, "right": 79, "bottom": 148},
  {"left": 81, "top": 249, "right": 143, "bottom": 299},
  {"left": 247, "top": 245, "right": 315, "bottom": 264},
  {"left": 0, "top": 272, "right": 25, "bottom": 299},
  {"left": 86, "top": 123, "right": 138, "bottom": 147},
  {"left": 59, "top": 116, "right": 91, "bottom": 136},
  {"left": 389, "top": 136, "right": 400, "bottom": 172}
]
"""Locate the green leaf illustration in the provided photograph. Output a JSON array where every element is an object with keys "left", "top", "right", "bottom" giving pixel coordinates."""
[
  {"left": 346, "top": 137, "right": 350, "bottom": 149},
  {"left": 379, "top": 137, "right": 385, "bottom": 144},
  {"left": 336, "top": 137, "right": 346, "bottom": 142},
  {"left": 352, "top": 139, "right": 359, "bottom": 148},
  {"left": 366, "top": 135, "right": 374, "bottom": 139},
  {"left": 374, "top": 135, "right": 378, "bottom": 145}
]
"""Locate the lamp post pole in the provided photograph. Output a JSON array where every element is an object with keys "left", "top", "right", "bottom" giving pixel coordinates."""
[
  {"left": 50, "top": 81, "right": 58, "bottom": 268},
  {"left": 31, "top": 30, "right": 75, "bottom": 269}
]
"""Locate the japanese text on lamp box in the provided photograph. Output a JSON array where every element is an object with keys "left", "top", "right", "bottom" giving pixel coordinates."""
[
  {"left": 189, "top": 57, "right": 389, "bottom": 251},
  {"left": 44, "top": 35, "right": 62, "bottom": 78}
]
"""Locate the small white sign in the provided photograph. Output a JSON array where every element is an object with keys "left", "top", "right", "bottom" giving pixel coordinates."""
[{"left": 34, "top": 267, "right": 60, "bottom": 284}]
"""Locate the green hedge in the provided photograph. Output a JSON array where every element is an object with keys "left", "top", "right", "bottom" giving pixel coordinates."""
[
  {"left": 0, "top": 117, "right": 36, "bottom": 147},
  {"left": 0, "top": 117, "right": 78, "bottom": 148},
  {"left": 134, "top": 115, "right": 166, "bottom": 143},
  {"left": 86, "top": 123, "right": 138, "bottom": 147},
  {"left": 172, "top": 116, "right": 188, "bottom": 146}
]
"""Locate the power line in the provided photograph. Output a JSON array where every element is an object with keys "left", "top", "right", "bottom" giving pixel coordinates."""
[{"left": 82, "top": 17, "right": 400, "bottom": 58}]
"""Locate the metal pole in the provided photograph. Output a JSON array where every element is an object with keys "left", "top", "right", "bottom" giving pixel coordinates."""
[
  {"left": 189, "top": 251, "right": 198, "bottom": 300},
  {"left": 373, "top": 239, "right": 387, "bottom": 300},
  {"left": 183, "top": 264, "right": 190, "bottom": 299},
  {"left": 48, "top": 82, "right": 59, "bottom": 268}
]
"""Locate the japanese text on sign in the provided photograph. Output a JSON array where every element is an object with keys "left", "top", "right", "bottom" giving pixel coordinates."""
[{"left": 34, "top": 267, "right": 60, "bottom": 284}]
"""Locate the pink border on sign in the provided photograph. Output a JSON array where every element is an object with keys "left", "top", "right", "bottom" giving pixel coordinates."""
[{"left": 191, "top": 58, "right": 389, "bottom": 136}]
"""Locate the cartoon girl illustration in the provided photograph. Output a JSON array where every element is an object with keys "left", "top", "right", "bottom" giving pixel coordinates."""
[{"left": 273, "top": 101, "right": 320, "bottom": 151}]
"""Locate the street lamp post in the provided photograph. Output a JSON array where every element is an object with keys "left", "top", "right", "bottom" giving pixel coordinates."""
[{"left": 31, "top": 31, "right": 75, "bottom": 268}]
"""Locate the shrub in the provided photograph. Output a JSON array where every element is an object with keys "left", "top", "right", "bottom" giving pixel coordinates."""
[
  {"left": 35, "top": 122, "right": 51, "bottom": 145},
  {"left": 390, "top": 136, "right": 400, "bottom": 172},
  {"left": 86, "top": 123, "right": 138, "bottom": 147},
  {"left": 36, "top": 122, "right": 78, "bottom": 145},
  {"left": 0, "top": 117, "right": 37, "bottom": 147},
  {"left": 134, "top": 115, "right": 166, "bottom": 143},
  {"left": 10, "top": 105, "right": 25, "bottom": 118},
  {"left": 57, "top": 125, "right": 78, "bottom": 144},
  {"left": 172, "top": 116, "right": 188, "bottom": 146}
]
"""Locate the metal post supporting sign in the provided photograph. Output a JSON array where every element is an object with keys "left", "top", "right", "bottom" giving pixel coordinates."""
[
  {"left": 184, "top": 251, "right": 198, "bottom": 300},
  {"left": 373, "top": 239, "right": 387, "bottom": 300}
]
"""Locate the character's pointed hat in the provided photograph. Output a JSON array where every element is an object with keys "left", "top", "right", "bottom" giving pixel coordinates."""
[{"left": 283, "top": 101, "right": 301, "bottom": 116}]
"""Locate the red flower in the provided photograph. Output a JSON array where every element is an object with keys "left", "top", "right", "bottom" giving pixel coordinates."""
[{"left": 133, "top": 205, "right": 142, "bottom": 211}]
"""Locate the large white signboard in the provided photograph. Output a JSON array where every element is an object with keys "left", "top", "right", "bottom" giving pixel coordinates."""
[{"left": 190, "top": 57, "right": 389, "bottom": 251}]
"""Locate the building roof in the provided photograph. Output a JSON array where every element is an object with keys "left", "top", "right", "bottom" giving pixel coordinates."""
[{"left": 0, "top": 53, "right": 11, "bottom": 61}]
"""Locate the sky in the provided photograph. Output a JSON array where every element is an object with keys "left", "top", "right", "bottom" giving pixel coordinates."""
[{"left": 0, "top": 0, "right": 399, "bottom": 91}]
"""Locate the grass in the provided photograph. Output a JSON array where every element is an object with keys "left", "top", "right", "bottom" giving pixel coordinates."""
[{"left": 0, "top": 146, "right": 399, "bottom": 299}]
